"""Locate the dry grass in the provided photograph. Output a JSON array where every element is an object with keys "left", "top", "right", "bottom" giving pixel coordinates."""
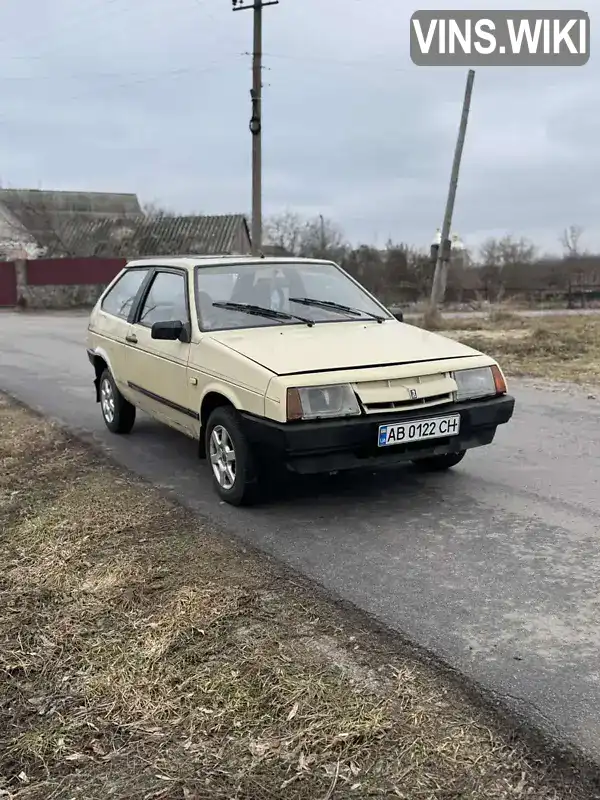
[
  {"left": 418, "top": 314, "right": 600, "bottom": 386},
  {"left": 0, "top": 395, "right": 597, "bottom": 800}
]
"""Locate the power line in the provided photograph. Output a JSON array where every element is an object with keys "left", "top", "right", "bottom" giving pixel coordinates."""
[
  {"left": 0, "top": 50, "right": 427, "bottom": 83},
  {"left": 0, "top": 56, "right": 247, "bottom": 84},
  {"left": 0, "top": 52, "right": 449, "bottom": 85},
  {"left": 0, "top": 0, "right": 218, "bottom": 66},
  {"left": 0, "top": 60, "right": 243, "bottom": 120},
  {"left": 262, "top": 52, "right": 424, "bottom": 72},
  {"left": 0, "top": 0, "right": 122, "bottom": 51},
  {"left": 0, "top": 0, "right": 250, "bottom": 89}
]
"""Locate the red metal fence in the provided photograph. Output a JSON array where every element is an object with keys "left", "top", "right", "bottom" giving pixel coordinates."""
[
  {"left": 25, "top": 258, "right": 126, "bottom": 286},
  {"left": 0, "top": 258, "right": 127, "bottom": 306},
  {"left": 0, "top": 262, "right": 17, "bottom": 307}
]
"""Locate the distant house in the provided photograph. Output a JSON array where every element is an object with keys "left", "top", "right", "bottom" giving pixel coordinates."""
[
  {"left": 0, "top": 189, "right": 143, "bottom": 259},
  {"left": 58, "top": 214, "right": 252, "bottom": 258}
]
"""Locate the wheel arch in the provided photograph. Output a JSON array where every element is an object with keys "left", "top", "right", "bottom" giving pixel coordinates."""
[
  {"left": 89, "top": 347, "right": 113, "bottom": 402},
  {"left": 198, "top": 389, "right": 239, "bottom": 458}
]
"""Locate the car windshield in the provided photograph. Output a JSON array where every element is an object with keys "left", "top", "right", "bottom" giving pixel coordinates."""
[{"left": 195, "top": 261, "right": 392, "bottom": 331}]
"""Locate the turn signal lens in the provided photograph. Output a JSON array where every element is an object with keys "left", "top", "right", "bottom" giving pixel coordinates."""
[
  {"left": 286, "top": 388, "right": 303, "bottom": 420},
  {"left": 491, "top": 365, "right": 507, "bottom": 395}
]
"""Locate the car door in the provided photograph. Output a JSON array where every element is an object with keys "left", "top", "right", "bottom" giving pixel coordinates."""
[
  {"left": 89, "top": 267, "right": 153, "bottom": 397},
  {"left": 125, "top": 267, "right": 196, "bottom": 436}
]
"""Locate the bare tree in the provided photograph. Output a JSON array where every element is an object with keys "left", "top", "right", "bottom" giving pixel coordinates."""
[
  {"left": 142, "top": 201, "right": 177, "bottom": 219},
  {"left": 264, "top": 211, "right": 346, "bottom": 259},
  {"left": 560, "top": 224, "right": 585, "bottom": 258},
  {"left": 297, "top": 215, "right": 346, "bottom": 259},
  {"left": 263, "top": 211, "right": 305, "bottom": 255},
  {"left": 478, "top": 235, "right": 537, "bottom": 301},
  {"left": 446, "top": 244, "right": 478, "bottom": 303}
]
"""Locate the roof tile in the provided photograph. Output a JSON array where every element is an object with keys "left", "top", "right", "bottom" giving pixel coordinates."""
[{"left": 56, "top": 214, "right": 251, "bottom": 257}]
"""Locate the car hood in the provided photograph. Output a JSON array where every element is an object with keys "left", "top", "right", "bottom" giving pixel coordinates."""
[{"left": 206, "top": 320, "right": 483, "bottom": 375}]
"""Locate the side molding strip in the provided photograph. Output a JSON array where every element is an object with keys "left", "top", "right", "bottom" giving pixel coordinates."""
[{"left": 128, "top": 382, "right": 200, "bottom": 420}]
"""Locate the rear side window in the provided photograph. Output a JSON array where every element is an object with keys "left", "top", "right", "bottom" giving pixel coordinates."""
[{"left": 101, "top": 269, "right": 149, "bottom": 319}]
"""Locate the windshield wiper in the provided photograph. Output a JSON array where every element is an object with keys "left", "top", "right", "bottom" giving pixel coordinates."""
[
  {"left": 212, "top": 301, "right": 315, "bottom": 327},
  {"left": 289, "top": 297, "right": 386, "bottom": 323}
]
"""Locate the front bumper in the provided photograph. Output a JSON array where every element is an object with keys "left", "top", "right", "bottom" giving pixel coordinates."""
[{"left": 240, "top": 394, "right": 515, "bottom": 474}]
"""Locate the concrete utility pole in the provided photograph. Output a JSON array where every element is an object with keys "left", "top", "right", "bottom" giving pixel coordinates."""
[
  {"left": 232, "top": 0, "right": 279, "bottom": 256},
  {"left": 427, "top": 69, "right": 475, "bottom": 320},
  {"left": 319, "top": 213, "right": 326, "bottom": 255}
]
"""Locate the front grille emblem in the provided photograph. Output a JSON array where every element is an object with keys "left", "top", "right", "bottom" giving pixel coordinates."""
[{"left": 409, "top": 388, "right": 418, "bottom": 400}]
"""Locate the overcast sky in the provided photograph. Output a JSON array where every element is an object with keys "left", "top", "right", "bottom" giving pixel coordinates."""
[{"left": 0, "top": 0, "right": 596, "bottom": 254}]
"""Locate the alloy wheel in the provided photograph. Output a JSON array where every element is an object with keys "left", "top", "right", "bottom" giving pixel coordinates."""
[
  {"left": 209, "top": 425, "right": 237, "bottom": 490},
  {"left": 100, "top": 377, "right": 115, "bottom": 423}
]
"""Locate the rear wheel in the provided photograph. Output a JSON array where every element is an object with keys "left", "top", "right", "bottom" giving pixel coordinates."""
[
  {"left": 99, "top": 368, "right": 136, "bottom": 434},
  {"left": 206, "top": 406, "right": 261, "bottom": 506},
  {"left": 413, "top": 450, "right": 466, "bottom": 472}
]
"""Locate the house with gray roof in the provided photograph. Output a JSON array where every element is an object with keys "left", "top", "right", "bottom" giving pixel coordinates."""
[
  {"left": 0, "top": 187, "right": 252, "bottom": 259},
  {"left": 0, "top": 188, "right": 143, "bottom": 259},
  {"left": 58, "top": 214, "right": 252, "bottom": 258}
]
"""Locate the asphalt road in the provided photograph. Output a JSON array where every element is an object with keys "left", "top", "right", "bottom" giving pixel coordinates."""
[{"left": 2, "top": 311, "right": 600, "bottom": 763}]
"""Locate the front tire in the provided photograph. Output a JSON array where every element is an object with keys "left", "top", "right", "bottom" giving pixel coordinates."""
[
  {"left": 206, "top": 406, "right": 260, "bottom": 506},
  {"left": 99, "top": 369, "right": 136, "bottom": 434},
  {"left": 413, "top": 450, "right": 466, "bottom": 472}
]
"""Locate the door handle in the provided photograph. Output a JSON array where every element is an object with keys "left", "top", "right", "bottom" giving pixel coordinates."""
[{"left": 126, "top": 333, "right": 138, "bottom": 344}]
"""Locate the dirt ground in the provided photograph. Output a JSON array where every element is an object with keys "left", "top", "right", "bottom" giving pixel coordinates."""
[
  {"left": 419, "top": 314, "right": 600, "bottom": 387},
  {"left": 1, "top": 395, "right": 599, "bottom": 800}
]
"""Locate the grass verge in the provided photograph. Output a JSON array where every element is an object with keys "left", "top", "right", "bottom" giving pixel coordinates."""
[
  {"left": 0, "top": 394, "right": 598, "bottom": 799},
  {"left": 418, "top": 315, "right": 600, "bottom": 386}
]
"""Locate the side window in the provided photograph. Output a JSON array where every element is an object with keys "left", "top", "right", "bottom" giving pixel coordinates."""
[
  {"left": 138, "top": 271, "right": 188, "bottom": 327},
  {"left": 101, "top": 269, "right": 149, "bottom": 319}
]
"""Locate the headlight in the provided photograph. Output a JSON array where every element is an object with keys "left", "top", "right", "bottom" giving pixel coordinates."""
[
  {"left": 454, "top": 366, "right": 506, "bottom": 401},
  {"left": 287, "top": 384, "right": 361, "bottom": 420}
]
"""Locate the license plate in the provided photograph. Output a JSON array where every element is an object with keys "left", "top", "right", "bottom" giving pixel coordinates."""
[{"left": 378, "top": 414, "right": 460, "bottom": 447}]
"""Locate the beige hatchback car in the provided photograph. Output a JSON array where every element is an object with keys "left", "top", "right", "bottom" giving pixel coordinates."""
[{"left": 86, "top": 255, "right": 515, "bottom": 506}]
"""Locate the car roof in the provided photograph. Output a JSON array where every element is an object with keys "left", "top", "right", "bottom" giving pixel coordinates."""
[{"left": 124, "top": 255, "right": 335, "bottom": 270}]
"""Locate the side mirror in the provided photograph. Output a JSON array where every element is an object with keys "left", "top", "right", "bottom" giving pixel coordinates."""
[
  {"left": 393, "top": 310, "right": 404, "bottom": 322},
  {"left": 151, "top": 320, "right": 186, "bottom": 341}
]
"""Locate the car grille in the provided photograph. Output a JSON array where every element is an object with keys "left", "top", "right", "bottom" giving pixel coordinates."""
[{"left": 354, "top": 372, "right": 455, "bottom": 415}]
